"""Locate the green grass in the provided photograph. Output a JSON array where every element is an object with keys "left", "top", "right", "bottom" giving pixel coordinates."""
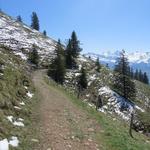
[
  {"left": 0, "top": 46, "right": 39, "bottom": 150},
  {"left": 45, "top": 77, "right": 150, "bottom": 150}
]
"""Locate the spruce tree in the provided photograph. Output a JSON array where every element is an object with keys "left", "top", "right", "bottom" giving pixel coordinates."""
[
  {"left": 31, "top": 12, "right": 40, "bottom": 31},
  {"left": 95, "top": 57, "right": 101, "bottom": 72},
  {"left": 71, "top": 31, "right": 82, "bottom": 58},
  {"left": 78, "top": 67, "right": 88, "bottom": 90},
  {"left": 113, "top": 50, "right": 136, "bottom": 100},
  {"left": 134, "top": 69, "right": 139, "bottom": 80},
  {"left": 16, "top": 15, "right": 22, "bottom": 22},
  {"left": 43, "top": 30, "right": 47, "bottom": 36},
  {"left": 65, "top": 31, "right": 82, "bottom": 69},
  {"left": 66, "top": 39, "right": 75, "bottom": 69},
  {"left": 143, "top": 72, "right": 149, "bottom": 84},
  {"left": 28, "top": 45, "right": 39, "bottom": 67},
  {"left": 48, "top": 39, "right": 66, "bottom": 84}
]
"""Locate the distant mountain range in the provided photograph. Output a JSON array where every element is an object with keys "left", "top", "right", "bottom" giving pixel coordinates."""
[{"left": 85, "top": 51, "right": 150, "bottom": 81}]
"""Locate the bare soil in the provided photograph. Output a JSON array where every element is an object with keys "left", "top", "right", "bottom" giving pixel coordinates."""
[{"left": 32, "top": 70, "right": 101, "bottom": 150}]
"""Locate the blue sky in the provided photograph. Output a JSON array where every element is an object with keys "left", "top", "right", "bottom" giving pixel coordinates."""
[{"left": 1, "top": 0, "right": 150, "bottom": 53}]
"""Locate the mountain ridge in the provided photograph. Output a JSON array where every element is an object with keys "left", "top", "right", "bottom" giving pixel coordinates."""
[{"left": 85, "top": 51, "right": 150, "bottom": 80}]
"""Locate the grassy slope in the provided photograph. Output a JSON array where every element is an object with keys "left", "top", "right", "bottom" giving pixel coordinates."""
[
  {"left": 45, "top": 77, "right": 150, "bottom": 150},
  {"left": 0, "top": 46, "right": 38, "bottom": 150}
]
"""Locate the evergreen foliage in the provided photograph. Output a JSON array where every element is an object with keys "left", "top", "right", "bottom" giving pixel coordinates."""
[
  {"left": 78, "top": 67, "right": 88, "bottom": 90},
  {"left": 31, "top": 12, "right": 40, "bottom": 31},
  {"left": 95, "top": 57, "right": 101, "bottom": 72},
  {"left": 16, "top": 15, "right": 22, "bottom": 22},
  {"left": 113, "top": 50, "right": 136, "bottom": 100},
  {"left": 130, "top": 68, "right": 149, "bottom": 84},
  {"left": 48, "top": 39, "right": 66, "bottom": 84},
  {"left": 43, "top": 30, "right": 47, "bottom": 36},
  {"left": 65, "top": 31, "right": 82, "bottom": 69},
  {"left": 65, "top": 39, "right": 75, "bottom": 69},
  {"left": 28, "top": 45, "right": 39, "bottom": 67}
]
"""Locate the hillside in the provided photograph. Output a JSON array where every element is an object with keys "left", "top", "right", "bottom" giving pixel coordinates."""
[
  {"left": 0, "top": 45, "right": 36, "bottom": 149},
  {"left": 0, "top": 11, "right": 150, "bottom": 149},
  {"left": 0, "top": 11, "right": 57, "bottom": 66}
]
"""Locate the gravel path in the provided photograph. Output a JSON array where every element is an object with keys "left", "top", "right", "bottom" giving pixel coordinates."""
[{"left": 32, "top": 70, "right": 101, "bottom": 150}]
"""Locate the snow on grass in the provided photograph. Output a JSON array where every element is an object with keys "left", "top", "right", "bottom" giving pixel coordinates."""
[
  {"left": 0, "top": 139, "right": 9, "bottom": 150},
  {"left": 98, "top": 86, "right": 134, "bottom": 121},
  {"left": 0, "top": 137, "right": 19, "bottom": 150},
  {"left": 7, "top": 116, "right": 24, "bottom": 127},
  {"left": 14, "top": 106, "right": 21, "bottom": 110},
  {"left": 135, "top": 105, "right": 145, "bottom": 112},
  {"left": 24, "top": 86, "right": 28, "bottom": 90},
  {"left": 9, "top": 137, "right": 19, "bottom": 147},
  {"left": 20, "top": 101, "right": 25, "bottom": 106},
  {"left": 13, "top": 51, "right": 27, "bottom": 60},
  {"left": 26, "top": 91, "right": 34, "bottom": 98}
]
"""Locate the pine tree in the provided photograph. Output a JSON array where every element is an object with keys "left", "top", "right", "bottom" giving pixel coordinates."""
[
  {"left": 65, "top": 31, "right": 82, "bottom": 69},
  {"left": 70, "top": 31, "right": 82, "bottom": 58},
  {"left": 78, "top": 67, "right": 88, "bottom": 90},
  {"left": 95, "top": 57, "right": 101, "bottom": 72},
  {"left": 113, "top": 50, "right": 136, "bottom": 100},
  {"left": 31, "top": 12, "right": 40, "bottom": 31},
  {"left": 16, "top": 15, "right": 22, "bottom": 22},
  {"left": 48, "top": 39, "right": 66, "bottom": 84},
  {"left": 134, "top": 69, "right": 139, "bottom": 80},
  {"left": 28, "top": 45, "right": 39, "bottom": 67},
  {"left": 139, "top": 69, "right": 143, "bottom": 82},
  {"left": 65, "top": 39, "right": 75, "bottom": 69},
  {"left": 130, "top": 68, "right": 134, "bottom": 79},
  {"left": 143, "top": 72, "right": 149, "bottom": 84},
  {"left": 43, "top": 30, "right": 47, "bottom": 36}
]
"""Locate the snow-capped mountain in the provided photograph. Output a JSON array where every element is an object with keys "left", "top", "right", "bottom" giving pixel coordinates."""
[
  {"left": 0, "top": 11, "right": 57, "bottom": 64},
  {"left": 85, "top": 51, "right": 150, "bottom": 80}
]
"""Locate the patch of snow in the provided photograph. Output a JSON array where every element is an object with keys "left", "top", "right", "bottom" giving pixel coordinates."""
[
  {"left": 7, "top": 116, "right": 24, "bottom": 127},
  {"left": 27, "top": 91, "right": 34, "bottom": 98},
  {"left": 7, "top": 116, "right": 13, "bottom": 123},
  {"left": 0, "top": 139, "right": 9, "bottom": 150},
  {"left": 24, "top": 86, "right": 28, "bottom": 90},
  {"left": 20, "top": 101, "right": 25, "bottom": 106},
  {"left": 13, "top": 51, "right": 27, "bottom": 60},
  {"left": 9, "top": 137, "right": 19, "bottom": 147},
  {"left": 78, "top": 64, "right": 82, "bottom": 70},
  {"left": 0, "top": 137, "right": 19, "bottom": 150},
  {"left": 13, "top": 121, "right": 24, "bottom": 127},
  {"left": 135, "top": 105, "right": 145, "bottom": 112},
  {"left": 14, "top": 106, "right": 21, "bottom": 110},
  {"left": 74, "top": 73, "right": 80, "bottom": 77},
  {"left": 98, "top": 86, "right": 134, "bottom": 121}
]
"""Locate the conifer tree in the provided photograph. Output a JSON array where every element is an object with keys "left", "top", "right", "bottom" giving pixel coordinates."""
[
  {"left": 95, "top": 57, "right": 101, "bottom": 72},
  {"left": 78, "top": 67, "right": 88, "bottom": 90},
  {"left": 143, "top": 72, "right": 149, "bottom": 84},
  {"left": 31, "top": 12, "right": 40, "bottom": 31},
  {"left": 43, "top": 30, "right": 47, "bottom": 36},
  {"left": 65, "top": 31, "right": 82, "bottom": 69},
  {"left": 28, "top": 45, "right": 39, "bottom": 67},
  {"left": 130, "top": 67, "right": 134, "bottom": 79},
  {"left": 71, "top": 31, "right": 82, "bottom": 58},
  {"left": 16, "top": 15, "right": 22, "bottom": 22},
  {"left": 134, "top": 69, "right": 139, "bottom": 80},
  {"left": 48, "top": 39, "right": 66, "bottom": 84},
  {"left": 113, "top": 50, "right": 136, "bottom": 100}
]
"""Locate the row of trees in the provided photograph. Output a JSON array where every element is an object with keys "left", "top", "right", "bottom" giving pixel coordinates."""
[
  {"left": 47, "top": 31, "right": 88, "bottom": 90},
  {"left": 16, "top": 12, "right": 47, "bottom": 36},
  {"left": 129, "top": 68, "right": 149, "bottom": 84}
]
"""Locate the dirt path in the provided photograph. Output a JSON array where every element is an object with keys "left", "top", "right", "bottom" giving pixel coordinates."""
[{"left": 32, "top": 70, "right": 101, "bottom": 150}]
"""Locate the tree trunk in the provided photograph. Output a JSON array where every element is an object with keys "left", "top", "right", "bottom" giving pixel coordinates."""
[{"left": 129, "top": 113, "right": 134, "bottom": 138}]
